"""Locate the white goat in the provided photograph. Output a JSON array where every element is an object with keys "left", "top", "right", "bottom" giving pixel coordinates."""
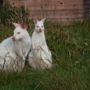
[
  {"left": 0, "top": 23, "right": 31, "bottom": 72},
  {"left": 28, "top": 18, "right": 52, "bottom": 69}
]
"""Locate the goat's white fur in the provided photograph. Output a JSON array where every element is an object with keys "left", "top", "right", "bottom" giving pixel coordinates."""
[
  {"left": 28, "top": 19, "right": 52, "bottom": 69},
  {"left": 0, "top": 23, "right": 31, "bottom": 72}
]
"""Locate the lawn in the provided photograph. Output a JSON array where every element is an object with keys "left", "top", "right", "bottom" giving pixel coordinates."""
[{"left": 0, "top": 20, "right": 90, "bottom": 90}]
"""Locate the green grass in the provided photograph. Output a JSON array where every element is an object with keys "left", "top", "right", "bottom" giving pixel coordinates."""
[{"left": 0, "top": 20, "right": 90, "bottom": 90}]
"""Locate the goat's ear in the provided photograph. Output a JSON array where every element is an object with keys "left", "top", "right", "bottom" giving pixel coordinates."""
[
  {"left": 33, "top": 18, "right": 38, "bottom": 23},
  {"left": 41, "top": 18, "right": 46, "bottom": 23},
  {"left": 12, "top": 22, "right": 19, "bottom": 27},
  {"left": 20, "top": 24, "right": 27, "bottom": 30}
]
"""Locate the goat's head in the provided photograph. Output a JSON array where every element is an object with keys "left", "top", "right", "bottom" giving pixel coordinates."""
[
  {"left": 12, "top": 23, "right": 27, "bottom": 41},
  {"left": 33, "top": 18, "right": 46, "bottom": 33}
]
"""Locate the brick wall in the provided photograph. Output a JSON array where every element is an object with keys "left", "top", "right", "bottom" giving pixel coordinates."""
[{"left": 7, "top": 0, "right": 90, "bottom": 24}]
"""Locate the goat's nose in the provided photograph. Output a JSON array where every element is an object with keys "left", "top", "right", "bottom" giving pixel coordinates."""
[
  {"left": 12, "top": 36, "right": 16, "bottom": 41},
  {"left": 38, "top": 29, "right": 42, "bottom": 32}
]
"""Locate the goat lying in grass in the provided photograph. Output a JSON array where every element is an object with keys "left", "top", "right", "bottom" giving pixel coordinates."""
[
  {"left": 28, "top": 18, "right": 52, "bottom": 69},
  {"left": 0, "top": 23, "right": 31, "bottom": 72}
]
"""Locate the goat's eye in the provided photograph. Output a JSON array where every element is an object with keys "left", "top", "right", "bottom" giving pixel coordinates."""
[{"left": 17, "top": 32, "right": 20, "bottom": 34}]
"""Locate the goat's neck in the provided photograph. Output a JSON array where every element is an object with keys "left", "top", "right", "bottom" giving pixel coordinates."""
[
  {"left": 32, "top": 30, "right": 46, "bottom": 48},
  {"left": 22, "top": 32, "right": 31, "bottom": 43},
  {"left": 33, "top": 31, "right": 45, "bottom": 41}
]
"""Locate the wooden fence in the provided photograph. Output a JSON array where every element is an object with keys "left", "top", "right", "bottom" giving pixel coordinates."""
[{"left": 7, "top": 0, "right": 90, "bottom": 24}]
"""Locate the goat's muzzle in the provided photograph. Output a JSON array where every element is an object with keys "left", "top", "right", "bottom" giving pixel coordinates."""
[
  {"left": 12, "top": 36, "right": 16, "bottom": 41},
  {"left": 38, "top": 29, "right": 42, "bottom": 32}
]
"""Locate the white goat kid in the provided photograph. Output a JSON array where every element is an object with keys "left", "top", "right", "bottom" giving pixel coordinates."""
[
  {"left": 0, "top": 23, "right": 31, "bottom": 72},
  {"left": 28, "top": 18, "right": 52, "bottom": 69}
]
